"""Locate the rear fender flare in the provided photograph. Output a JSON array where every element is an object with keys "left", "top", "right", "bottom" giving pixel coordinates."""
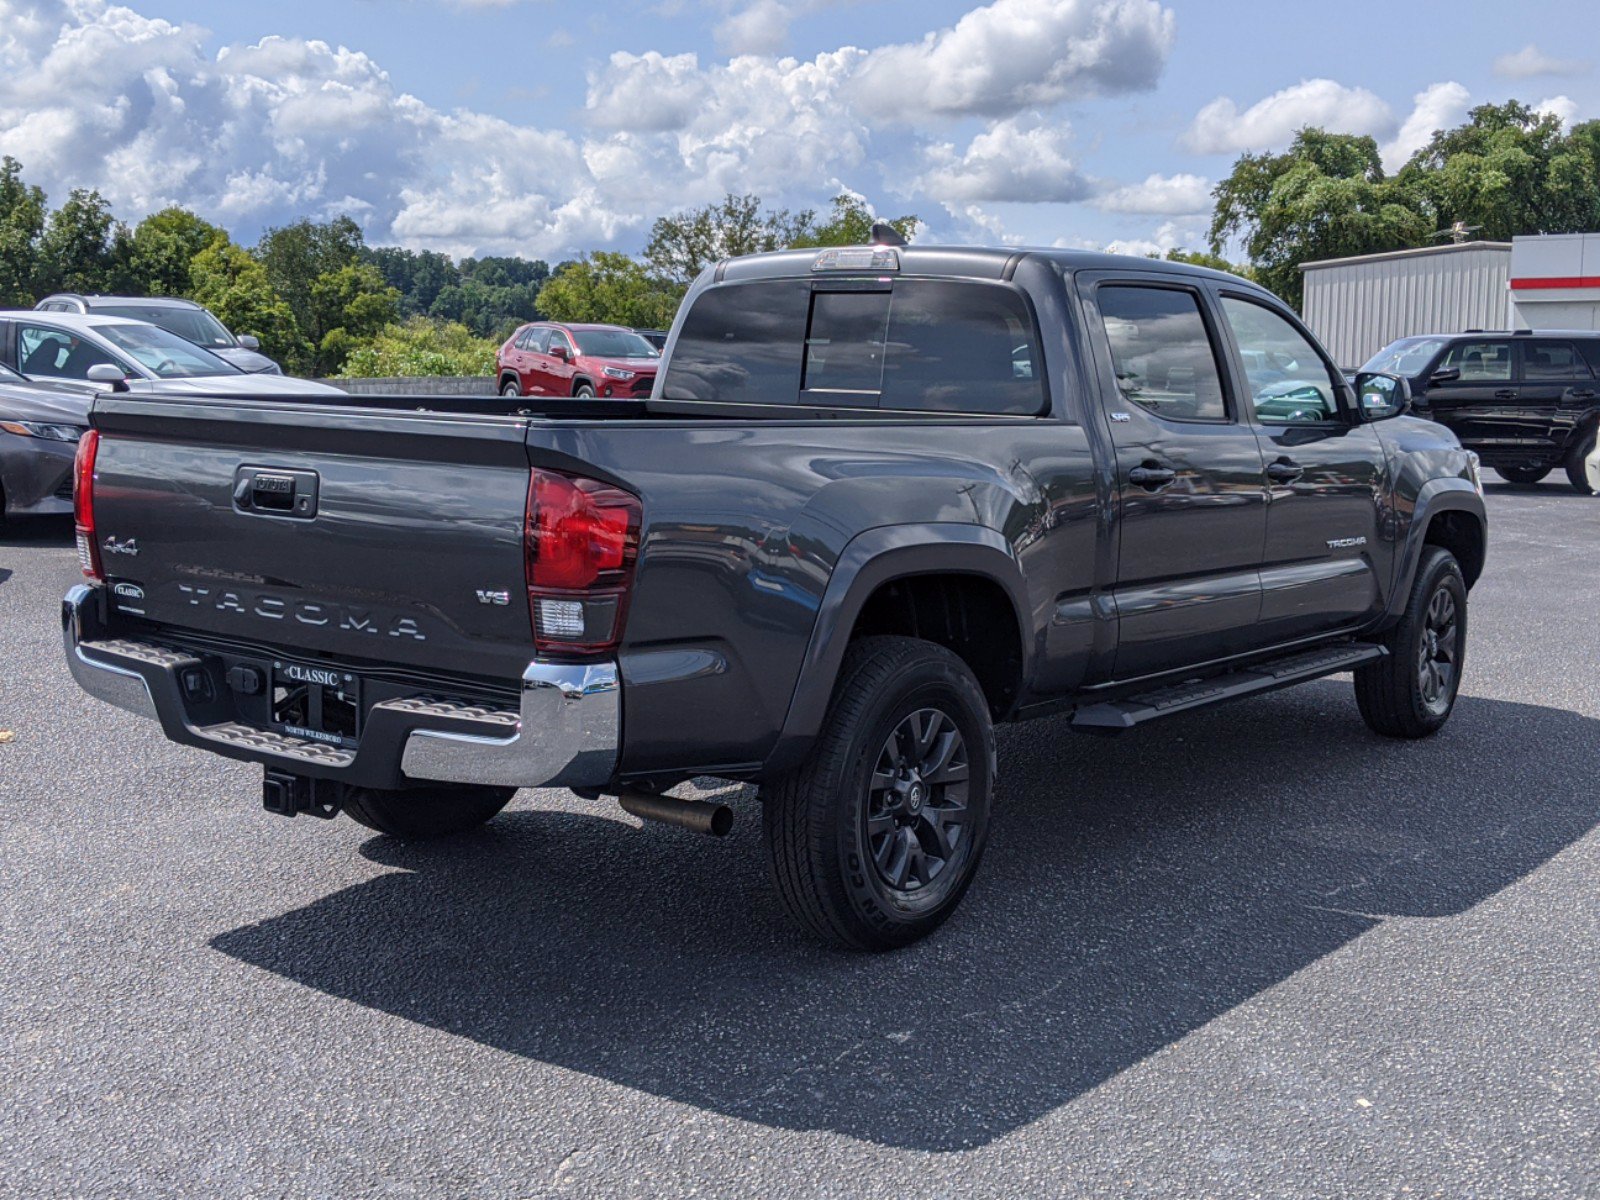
[{"left": 763, "top": 523, "right": 1032, "bottom": 777}]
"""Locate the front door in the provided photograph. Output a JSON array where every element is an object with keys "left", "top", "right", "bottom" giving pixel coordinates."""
[
  {"left": 1087, "top": 279, "right": 1268, "bottom": 679},
  {"left": 1216, "top": 292, "right": 1390, "bottom": 641},
  {"left": 1419, "top": 337, "right": 1518, "bottom": 453}
]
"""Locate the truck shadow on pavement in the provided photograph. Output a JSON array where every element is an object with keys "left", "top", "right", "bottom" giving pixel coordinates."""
[{"left": 212, "top": 685, "right": 1600, "bottom": 1151}]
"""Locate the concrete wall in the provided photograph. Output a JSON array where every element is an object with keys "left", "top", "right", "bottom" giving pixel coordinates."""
[
  {"left": 1300, "top": 242, "right": 1512, "bottom": 370},
  {"left": 321, "top": 376, "right": 498, "bottom": 396}
]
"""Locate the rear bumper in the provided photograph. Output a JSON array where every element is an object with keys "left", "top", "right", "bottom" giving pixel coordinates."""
[{"left": 61, "top": 584, "right": 619, "bottom": 791}]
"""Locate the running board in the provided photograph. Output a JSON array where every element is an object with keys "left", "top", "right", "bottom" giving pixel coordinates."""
[{"left": 1069, "top": 644, "right": 1386, "bottom": 734}]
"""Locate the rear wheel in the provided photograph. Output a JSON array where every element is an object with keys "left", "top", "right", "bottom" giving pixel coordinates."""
[
  {"left": 574, "top": 383, "right": 596, "bottom": 398},
  {"left": 500, "top": 378, "right": 521, "bottom": 397},
  {"left": 342, "top": 784, "right": 515, "bottom": 840},
  {"left": 1565, "top": 426, "right": 1600, "bottom": 495},
  {"left": 1354, "top": 546, "right": 1466, "bottom": 739},
  {"left": 761, "top": 636, "right": 994, "bottom": 951},
  {"left": 1496, "top": 464, "right": 1551, "bottom": 485}
]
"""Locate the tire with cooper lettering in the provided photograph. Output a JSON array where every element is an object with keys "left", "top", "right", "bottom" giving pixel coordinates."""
[{"left": 761, "top": 636, "right": 994, "bottom": 951}]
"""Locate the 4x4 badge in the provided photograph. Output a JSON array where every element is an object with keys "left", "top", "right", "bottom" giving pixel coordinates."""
[{"left": 104, "top": 536, "right": 139, "bottom": 557}]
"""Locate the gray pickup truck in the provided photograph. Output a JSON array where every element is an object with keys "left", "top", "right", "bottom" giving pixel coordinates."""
[{"left": 62, "top": 243, "right": 1487, "bottom": 949}]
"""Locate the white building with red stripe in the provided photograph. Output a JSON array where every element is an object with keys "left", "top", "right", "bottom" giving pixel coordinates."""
[{"left": 1508, "top": 233, "right": 1600, "bottom": 332}]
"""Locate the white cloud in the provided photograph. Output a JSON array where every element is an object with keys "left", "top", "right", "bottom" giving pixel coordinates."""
[
  {"left": 1380, "top": 81, "right": 1471, "bottom": 172},
  {"left": 1493, "top": 44, "right": 1591, "bottom": 80},
  {"left": 1536, "top": 95, "right": 1581, "bottom": 130},
  {"left": 1097, "top": 218, "right": 1205, "bottom": 258},
  {"left": 1182, "top": 79, "right": 1392, "bottom": 155},
  {"left": 716, "top": 0, "right": 794, "bottom": 55},
  {"left": 851, "top": 0, "right": 1175, "bottom": 120},
  {"left": 1093, "top": 171, "right": 1211, "bottom": 214},
  {"left": 918, "top": 117, "right": 1091, "bottom": 203},
  {"left": 0, "top": 0, "right": 1178, "bottom": 258}
]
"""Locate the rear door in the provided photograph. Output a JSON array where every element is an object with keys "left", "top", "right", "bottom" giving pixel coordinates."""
[
  {"left": 1420, "top": 338, "right": 1518, "bottom": 451},
  {"left": 1519, "top": 338, "right": 1597, "bottom": 456},
  {"left": 1082, "top": 275, "right": 1267, "bottom": 678},
  {"left": 1216, "top": 290, "right": 1390, "bottom": 641}
]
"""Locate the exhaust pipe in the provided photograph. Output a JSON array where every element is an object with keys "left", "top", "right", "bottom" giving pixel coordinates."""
[{"left": 617, "top": 788, "right": 733, "bottom": 837}]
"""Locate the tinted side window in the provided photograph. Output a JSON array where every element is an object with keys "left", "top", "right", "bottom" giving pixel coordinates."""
[
  {"left": 1524, "top": 340, "right": 1593, "bottom": 381},
  {"left": 1440, "top": 340, "right": 1512, "bottom": 381},
  {"left": 880, "top": 281, "right": 1044, "bottom": 414},
  {"left": 662, "top": 281, "right": 810, "bottom": 404},
  {"left": 1098, "top": 286, "right": 1227, "bottom": 421},
  {"left": 1220, "top": 296, "right": 1341, "bottom": 424}
]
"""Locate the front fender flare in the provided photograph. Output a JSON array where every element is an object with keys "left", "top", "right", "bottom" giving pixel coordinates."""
[
  {"left": 1387, "top": 478, "right": 1487, "bottom": 620},
  {"left": 762, "top": 523, "right": 1031, "bottom": 777}
]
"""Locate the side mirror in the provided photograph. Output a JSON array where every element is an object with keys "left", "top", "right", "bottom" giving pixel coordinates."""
[
  {"left": 549, "top": 344, "right": 569, "bottom": 361},
  {"left": 86, "top": 363, "right": 131, "bottom": 393},
  {"left": 237, "top": 334, "right": 261, "bottom": 351},
  {"left": 1354, "top": 371, "right": 1412, "bottom": 421},
  {"left": 1428, "top": 366, "right": 1460, "bottom": 385}
]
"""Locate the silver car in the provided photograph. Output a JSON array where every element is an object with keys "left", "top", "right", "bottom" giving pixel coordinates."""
[
  {"left": 0, "top": 362, "right": 88, "bottom": 520},
  {"left": 0, "top": 312, "right": 343, "bottom": 397},
  {"left": 35, "top": 294, "right": 283, "bottom": 374}
]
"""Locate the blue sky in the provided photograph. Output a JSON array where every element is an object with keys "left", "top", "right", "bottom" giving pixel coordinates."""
[{"left": 1, "top": 0, "right": 1596, "bottom": 262}]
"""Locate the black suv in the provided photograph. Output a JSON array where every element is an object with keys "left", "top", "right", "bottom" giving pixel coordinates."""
[{"left": 1363, "top": 331, "right": 1600, "bottom": 493}]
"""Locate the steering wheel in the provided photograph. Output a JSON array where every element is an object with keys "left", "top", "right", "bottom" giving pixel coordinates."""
[{"left": 154, "top": 358, "right": 178, "bottom": 376}]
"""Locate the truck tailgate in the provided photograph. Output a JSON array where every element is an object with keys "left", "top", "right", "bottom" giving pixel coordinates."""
[{"left": 89, "top": 394, "right": 535, "bottom": 682}]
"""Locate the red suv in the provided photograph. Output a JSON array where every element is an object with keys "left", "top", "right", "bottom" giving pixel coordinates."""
[{"left": 497, "top": 323, "right": 661, "bottom": 399}]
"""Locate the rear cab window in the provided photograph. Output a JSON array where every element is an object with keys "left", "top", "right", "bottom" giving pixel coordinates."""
[{"left": 661, "top": 277, "right": 1046, "bottom": 415}]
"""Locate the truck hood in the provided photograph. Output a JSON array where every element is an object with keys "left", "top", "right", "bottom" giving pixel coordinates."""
[{"left": 210, "top": 346, "right": 283, "bottom": 374}]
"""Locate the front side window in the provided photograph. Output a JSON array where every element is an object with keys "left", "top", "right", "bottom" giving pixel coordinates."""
[
  {"left": 18, "top": 326, "right": 122, "bottom": 380},
  {"left": 97, "top": 324, "right": 240, "bottom": 377},
  {"left": 1439, "top": 340, "right": 1512, "bottom": 382},
  {"left": 547, "top": 330, "right": 572, "bottom": 356},
  {"left": 1220, "top": 296, "right": 1342, "bottom": 424},
  {"left": 1523, "top": 341, "right": 1593, "bottom": 381},
  {"left": 1098, "top": 286, "right": 1227, "bottom": 421}
]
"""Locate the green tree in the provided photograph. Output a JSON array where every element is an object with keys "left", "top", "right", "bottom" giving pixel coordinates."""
[
  {"left": 0, "top": 157, "right": 47, "bottom": 305},
  {"left": 535, "top": 252, "right": 682, "bottom": 328},
  {"left": 255, "top": 215, "right": 365, "bottom": 325},
  {"left": 190, "top": 240, "right": 305, "bottom": 370},
  {"left": 1209, "top": 130, "right": 1430, "bottom": 308},
  {"left": 1397, "top": 100, "right": 1600, "bottom": 239},
  {"left": 125, "top": 207, "right": 227, "bottom": 296},
  {"left": 788, "top": 193, "right": 918, "bottom": 249},
  {"left": 1161, "top": 247, "right": 1255, "bottom": 279},
  {"left": 309, "top": 261, "right": 401, "bottom": 375},
  {"left": 336, "top": 317, "right": 497, "bottom": 378},
  {"left": 36, "top": 188, "right": 121, "bottom": 295},
  {"left": 643, "top": 192, "right": 817, "bottom": 285}
]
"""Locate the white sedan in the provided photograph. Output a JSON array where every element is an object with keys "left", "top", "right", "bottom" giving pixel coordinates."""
[{"left": 0, "top": 311, "right": 345, "bottom": 397}]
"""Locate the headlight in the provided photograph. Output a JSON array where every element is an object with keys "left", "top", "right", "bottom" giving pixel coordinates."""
[
  {"left": 602, "top": 366, "right": 635, "bottom": 381},
  {"left": 1466, "top": 451, "right": 1483, "bottom": 495},
  {"left": 0, "top": 420, "right": 83, "bottom": 442}
]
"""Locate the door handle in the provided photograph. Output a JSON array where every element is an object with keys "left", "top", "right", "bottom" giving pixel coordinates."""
[
  {"left": 1266, "top": 459, "right": 1304, "bottom": 483},
  {"left": 1493, "top": 389, "right": 1518, "bottom": 400},
  {"left": 1568, "top": 389, "right": 1596, "bottom": 400},
  {"left": 1128, "top": 463, "right": 1177, "bottom": 489}
]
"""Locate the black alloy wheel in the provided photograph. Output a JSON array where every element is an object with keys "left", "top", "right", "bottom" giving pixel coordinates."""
[
  {"left": 1416, "top": 584, "right": 1459, "bottom": 716},
  {"left": 865, "top": 707, "right": 972, "bottom": 893}
]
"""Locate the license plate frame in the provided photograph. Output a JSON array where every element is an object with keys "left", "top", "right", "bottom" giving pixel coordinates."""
[{"left": 269, "top": 658, "right": 363, "bottom": 748}]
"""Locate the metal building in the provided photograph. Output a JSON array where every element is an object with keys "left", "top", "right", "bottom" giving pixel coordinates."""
[{"left": 1299, "top": 241, "right": 1511, "bottom": 370}]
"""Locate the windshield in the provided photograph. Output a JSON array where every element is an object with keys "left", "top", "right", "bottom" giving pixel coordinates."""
[
  {"left": 95, "top": 304, "right": 236, "bottom": 349},
  {"left": 1362, "top": 338, "right": 1447, "bottom": 376},
  {"left": 98, "top": 324, "right": 244, "bottom": 377},
  {"left": 572, "top": 329, "right": 659, "bottom": 359}
]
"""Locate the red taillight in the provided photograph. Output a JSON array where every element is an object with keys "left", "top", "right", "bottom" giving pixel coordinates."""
[
  {"left": 524, "top": 469, "right": 641, "bottom": 656},
  {"left": 73, "top": 428, "right": 102, "bottom": 581}
]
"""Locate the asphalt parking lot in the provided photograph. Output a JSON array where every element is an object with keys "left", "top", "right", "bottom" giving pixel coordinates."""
[{"left": 2, "top": 484, "right": 1598, "bottom": 1199}]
